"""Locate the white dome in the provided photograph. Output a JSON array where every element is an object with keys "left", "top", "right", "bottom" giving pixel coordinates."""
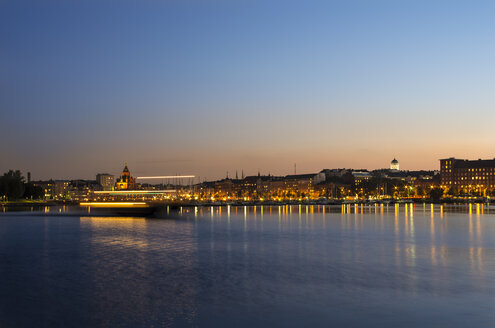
[{"left": 390, "top": 158, "right": 399, "bottom": 170}]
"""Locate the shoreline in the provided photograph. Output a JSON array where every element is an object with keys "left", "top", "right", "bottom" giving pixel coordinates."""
[{"left": 1, "top": 198, "right": 492, "bottom": 208}]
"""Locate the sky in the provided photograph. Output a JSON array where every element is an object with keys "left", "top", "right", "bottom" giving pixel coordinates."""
[{"left": 1, "top": 0, "right": 495, "bottom": 181}]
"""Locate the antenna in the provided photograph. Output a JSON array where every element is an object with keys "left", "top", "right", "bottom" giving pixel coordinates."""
[{"left": 294, "top": 163, "right": 297, "bottom": 175}]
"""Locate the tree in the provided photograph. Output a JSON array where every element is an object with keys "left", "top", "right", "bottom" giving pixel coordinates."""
[
  {"left": 429, "top": 187, "right": 444, "bottom": 201},
  {"left": 0, "top": 170, "right": 25, "bottom": 200},
  {"left": 446, "top": 186, "right": 459, "bottom": 197},
  {"left": 23, "top": 183, "right": 44, "bottom": 200}
]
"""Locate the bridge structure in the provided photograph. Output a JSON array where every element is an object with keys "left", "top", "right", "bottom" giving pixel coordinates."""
[{"left": 136, "top": 175, "right": 196, "bottom": 187}]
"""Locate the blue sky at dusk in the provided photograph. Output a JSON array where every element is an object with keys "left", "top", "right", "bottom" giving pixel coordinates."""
[{"left": 1, "top": 0, "right": 495, "bottom": 180}]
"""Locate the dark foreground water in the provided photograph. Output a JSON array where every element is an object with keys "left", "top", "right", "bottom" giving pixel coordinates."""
[{"left": 1, "top": 204, "right": 495, "bottom": 327}]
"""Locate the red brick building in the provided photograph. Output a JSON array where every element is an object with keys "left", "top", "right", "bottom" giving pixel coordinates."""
[{"left": 440, "top": 158, "right": 495, "bottom": 195}]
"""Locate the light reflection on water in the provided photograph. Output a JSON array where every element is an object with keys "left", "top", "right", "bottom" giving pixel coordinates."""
[{"left": 0, "top": 205, "right": 495, "bottom": 327}]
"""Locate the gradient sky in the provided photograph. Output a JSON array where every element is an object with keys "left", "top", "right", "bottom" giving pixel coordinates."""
[{"left": 1, "top": 0, "right": 495, "bottom": 180}]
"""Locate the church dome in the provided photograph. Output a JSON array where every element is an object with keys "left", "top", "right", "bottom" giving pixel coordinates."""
[{"left": 390, "top": 158, "right": 399, "bottom": 170}]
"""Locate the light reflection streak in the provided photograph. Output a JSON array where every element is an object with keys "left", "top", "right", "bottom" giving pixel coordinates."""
[
  {"left": 260, "top": 206, "right": 264, "bottom": 233},
  {"left": 81, "top": 217, "right": 150, "bottom": 249},
  {"left": 476, "top": 209, "right": 482, "bottom": 247},
  {"left": 394, "top": 205, "right": 400, "bottom": 268},
  {"left": 469, "top": 208, "right": 473, "bottom": 246},
  {"left": 410, "top": 204, "right": 414, "bottom": 238},
  {"left": 431, "top": 246, "right": 437, "bottom": 267},
  {"left": 244, "top": 206, "right": 247, "bottom": 231},
  {"left": 322, "top": 206, "right": 326, "bottom": 228},
  {"left": 430, "top": 208, "right": 435, "bottom": 254},
  {"left": 407, "top": 204, "right": 416, "bottom": 270}
]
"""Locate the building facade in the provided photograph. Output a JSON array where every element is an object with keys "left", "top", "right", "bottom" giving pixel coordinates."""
[
  {"left": 440, "top": 158, "right": 495, "bottom": 195},
  {"left": 96, "top": 173, "right": 114, "bottom": 191}
]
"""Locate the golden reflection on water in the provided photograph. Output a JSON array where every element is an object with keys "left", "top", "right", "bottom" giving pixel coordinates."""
[
  {"left": 407, "top": 205, "right": 416, "bottom": 268},
  {"left": 80, "top": 217, "right": 150, "bottom": 249},
  {"left": 80, "top": 216, "right": 197, "bottom": 254},
  {"left": 177, "top": 204, "right": 491, "bottom": 284},
  {"left": 79, "top": 216, "right": 198, "bottom": 325},
  {"left": 476, "top": 209, "right": 482, "bottom": 247},
  {"left": 394, "top": 205, "right": 401, "bottom": 268}
]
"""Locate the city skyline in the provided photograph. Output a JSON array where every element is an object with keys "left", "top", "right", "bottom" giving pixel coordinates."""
[
  {"left": 2, "top": 0, "right": 495, "bottom": 179},
  {"left": 6, "top": 154, "right": 495, "bottom": 182},
  {"left": 0, "top": 156, "right": 436, "bottom": 181},
  {"left": 2, "top": 2, "right": 495, "bottom": 326}
]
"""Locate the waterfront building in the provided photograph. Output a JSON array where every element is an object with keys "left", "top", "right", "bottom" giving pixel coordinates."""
[
  {"left": 69, "top": 180, "right": 99, "bottom": 201},
  {"left": 32, "top": 180, "right": 71, "bottom": 200},
  {"left": 440, "top": 158, "right": 495, "bottom": 195},
  {"left": 390, "top": 158, "right": 399, "bottom": 171},
  {"left": 53, "top": 180, "right": 70, "bottom": 199},
  {"left": 115, "top": 164, "right": 136, "bottom": 190},
  {"left": 214, "top": 178, "right": 235, "bottom": 195},
  {"left": 283, "top": 173, "right": 324, "bottom": 196},
  {"left": 96, "top": 173, "right": 114, "bottom": 191},
  {"left": 32, "top": 180, "right": 54, "bottom": 199}
]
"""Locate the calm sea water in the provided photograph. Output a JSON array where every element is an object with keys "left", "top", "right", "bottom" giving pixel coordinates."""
[{"left": 1, "top": 204, "right": 495, "bottom": 327}]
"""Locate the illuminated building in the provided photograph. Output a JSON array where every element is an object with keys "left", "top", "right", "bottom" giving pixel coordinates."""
[
  {"left": 351, "top": 171, "right": 372, "bottom": 184},
  {"left": 283, "top": 173, "right": 324, "bottom": 195},
  {"left": 115, "top": 164, "right": 136, "bottom": 190},
  {"left": 390, "top": 158, "right": 399, "bottom": 171},
  {"left": 32, "top": 180, "right": 71, "bottom": 200},
  {"left": 32, "top": 180, "right": 54, "bottom": 199},
  {"left": 53, "top": 180, "right": 70, "bottom": 198},
  {"left": 96, "top": 173, "right": 114, "bottom": 191},
  {"left": 68, "top": 179, "right": 100, "bottom": 201},
  {"left": 440, "top": 158, "right": 495, "bottom": 195}
]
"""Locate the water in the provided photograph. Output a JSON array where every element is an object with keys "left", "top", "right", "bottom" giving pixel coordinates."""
[{"left": 1, "top": 204, "right": 495, "bottom": 327}]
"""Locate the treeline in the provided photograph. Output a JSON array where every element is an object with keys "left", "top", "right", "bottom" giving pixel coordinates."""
[{"left": 0, "top": 170, "right": 44, "bottom": 201}]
